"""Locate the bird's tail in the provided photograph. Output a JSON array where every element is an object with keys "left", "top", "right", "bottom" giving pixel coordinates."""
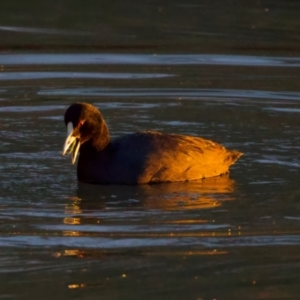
[{"left": 228, "top": 150, "right": 243, "bottom": 165}]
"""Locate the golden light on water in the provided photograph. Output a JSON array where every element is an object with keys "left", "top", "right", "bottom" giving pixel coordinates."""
[
  {"left": 169, "top": 219, "right": 208, "bottom": 224},
  {"left": 63, "top": 217, "right": 81, "bottom": 225},
  {"left": 141, "top": 175, "right": 236, "bottom": 210},
  {"left": 65, "top": 196, "right": 82, "bottom": 214},
  {"left": 68, "top": 283, "right": 86, "bottom": 289},
  {"left": 64, "top": 249, "right": 81, "bottom": 256},
  {"left": 64, "top": 204, "right": 82, "bottom": 215},
  {"left": 63, "top": 197, "right": 82, "bottom": 227},
  {"left": 143, "top": 250, "right": 227, "bottom": 256},
  {"left": 63, "top": 231, "right": 81, "bottom": 236}
]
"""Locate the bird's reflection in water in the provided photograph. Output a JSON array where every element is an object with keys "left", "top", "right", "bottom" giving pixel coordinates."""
[
  {"left": 73, "top": 175, "right": 236, "bottom": 211},
  {"left": 60, "top": 176, "right": 235, "bottom": 258}
]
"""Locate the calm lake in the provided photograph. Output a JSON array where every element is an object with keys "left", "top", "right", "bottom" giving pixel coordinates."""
[{"left": 0, "top": 1, "right": 300, "bottom": 300}]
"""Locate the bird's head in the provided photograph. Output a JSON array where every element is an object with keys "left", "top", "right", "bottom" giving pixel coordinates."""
[{"left": 62, "top": 102, "right": 109, "bottom": 164}]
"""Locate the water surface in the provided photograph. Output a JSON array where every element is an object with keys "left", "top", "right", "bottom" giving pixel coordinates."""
[{"left": 0, "top": 52, "right": 300, "bottom": 299}]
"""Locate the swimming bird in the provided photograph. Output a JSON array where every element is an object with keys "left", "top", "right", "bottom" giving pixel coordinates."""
[{"left": 62, "top": 102, "right": 242, "bottom": 184}]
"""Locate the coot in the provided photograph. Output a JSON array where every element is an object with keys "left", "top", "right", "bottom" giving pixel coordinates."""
[{"left": 62, "top": 102, "right": 242, "bottom": 184}]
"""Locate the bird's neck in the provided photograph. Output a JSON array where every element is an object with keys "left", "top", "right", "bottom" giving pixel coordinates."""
[
  {"left": 91, "top": 121, "right": 110, "bottom": 151},
  {"left": 77, "top": 138, "right": 113, "bottom": 184},
  {"left": 92, "top": 133, "right": 110, "bottom": 151},
  {"left": 80, "top": 139, "right": 113, "bottom": 157}
]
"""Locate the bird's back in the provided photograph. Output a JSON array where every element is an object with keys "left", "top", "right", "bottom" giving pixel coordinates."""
[{"left": 108, "top": 131, "right": 242, "bottom": 184}]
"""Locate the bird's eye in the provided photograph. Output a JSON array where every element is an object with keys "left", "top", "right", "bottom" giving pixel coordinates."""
[{"left": 78, "top": 121, "right": 84, "bottom": 128}]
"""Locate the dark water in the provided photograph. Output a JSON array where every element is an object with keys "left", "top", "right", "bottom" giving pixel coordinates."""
[
  {"left": 0, "top": 53, "right": 299, "bottom": 300},
  {"left": 1, "top": 2, "right": 300, "bottom": 299}
]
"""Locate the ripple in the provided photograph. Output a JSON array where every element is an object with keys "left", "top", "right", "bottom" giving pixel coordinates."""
[
  {"left": 0, "top": 54, "right": 300, "bottom": 67},
  {"left": 255, "top": 158, "right": 300, "bottom": 168},
  {"left": 0, "top": 235, "right": 299, "bottom": 249},
  {"left": 264, "top": 107, "right": 300, "bottom": 113},
  {"left": 94, "top": 102, "right": 161, "bottom": 109},
  {"left": 159, "top": 120, "right": 201, "bottom": 126},
  {"left": 0, "top": 72, "right": 173, "bottom": 81},
  {"left": 284, "top": 216, "right": 300, "bottom": 221},
  {"left": 38, "top": 88, "right": 300, "bottom": 102},
  {"left": 36, "top": 224, "right": 230, "bottom": 232},
  {"left": 0, "top": 151, "right": 58, "bottom": 159},
  {"left": 0, "top": 26, "right": 91, "bottom": 36},
  {"left": 0, "top": 105, "right": 65, "bottom": 112}
]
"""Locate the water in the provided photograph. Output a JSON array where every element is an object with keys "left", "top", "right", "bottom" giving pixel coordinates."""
[
  {"left": 0, "top": 52, "right": 299, "bottom": 299},
  {"left": 1, "top": 1, "right": 300, "bottom": 298}
]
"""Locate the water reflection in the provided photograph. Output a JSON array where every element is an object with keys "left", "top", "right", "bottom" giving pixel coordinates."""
[
  {"left": 56, "top": 176, "right": 236, "bottom": 241},
  {"left": 59, "top": 248, "right": 227, "bottom": 260},
  {"left": 76, "top": 175, "right": 235, "bottom": 211}
]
